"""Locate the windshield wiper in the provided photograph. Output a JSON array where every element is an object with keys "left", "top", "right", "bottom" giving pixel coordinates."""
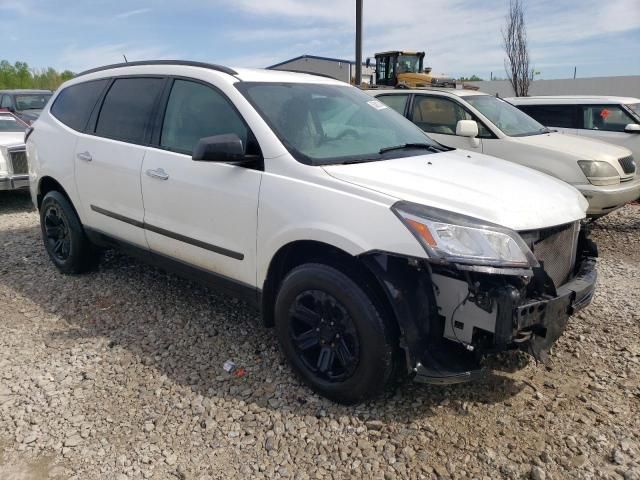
[{"left": 379, "top": 143, "right": 441, "bottom": 154}]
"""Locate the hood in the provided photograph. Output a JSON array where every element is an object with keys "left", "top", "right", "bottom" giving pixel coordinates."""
[
  {"left": 0, "top": 132, "right": 25, "bottom": 147},
  {"left": 323, "top": 149, "right": 587, "bottom": 231},
  {"left": 512, "top": 132, "right": 631, "bottom": 162}
]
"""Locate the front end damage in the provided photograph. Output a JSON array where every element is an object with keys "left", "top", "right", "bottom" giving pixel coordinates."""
[{"left": 361, "top": 222, "right": 598, "bottom": 384}]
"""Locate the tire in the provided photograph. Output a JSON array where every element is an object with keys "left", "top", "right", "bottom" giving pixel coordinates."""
[
  {"left": 274, "top": 263, "right": 398, "bottom": 404},
  {"left": 40, "top": 191, "right": 98, "bottom": 274}
]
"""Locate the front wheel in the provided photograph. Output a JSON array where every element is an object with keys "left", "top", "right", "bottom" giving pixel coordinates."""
[
  {"left": 40, "top": 191, "right": 98, "bottom": 274},
  {"left": 274, "top": 263, "right": 399, "bottom": 404}
]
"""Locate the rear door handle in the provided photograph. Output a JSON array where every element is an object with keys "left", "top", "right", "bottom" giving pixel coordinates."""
[
  {"left": 145, "top": 168, "right": 169, "bottom": 181},
  {"left": 76, "top": 151, "right": 92, "bottom": 162}
]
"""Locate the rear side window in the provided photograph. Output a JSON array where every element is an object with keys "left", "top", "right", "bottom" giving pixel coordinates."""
[
  {"left": 95, "top": 77, "right": 164, "bottom": 144},
  {"left": 50, "top": 80, "right": 108, "bottom": 131},
  {"left": 518, "top": 105, "right": 578, "bottom": 128},
  {"left": 377, "top": 94, "right": 409, "bottom": 115},
  {"left": 160, "top": 79, "right": 248, "bottom": 154},
  {"left": 582, "top": 105, "right": 635, "bottom": 132}
]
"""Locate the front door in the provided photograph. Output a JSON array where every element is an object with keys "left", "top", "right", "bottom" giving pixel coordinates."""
[
  {"left": 577, "top": 105, "right": 639, "bottom": 158},
  {"left": 75, "top": 77, "right": 165, "bottom": 248},
  {"left": 409, "top": 95, "right": 484, "bottom": 151},
  {"left": 140, "top": 79, "right": 262, "bottom": 287}
]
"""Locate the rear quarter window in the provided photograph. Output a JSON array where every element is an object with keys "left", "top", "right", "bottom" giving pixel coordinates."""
[{"left": 50, "top": 80, "right": 109, "bottom": 131}]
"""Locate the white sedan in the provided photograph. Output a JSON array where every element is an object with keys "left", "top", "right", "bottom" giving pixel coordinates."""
[{"left": 0, "top": 110, "right": 29, "bottom": 191}]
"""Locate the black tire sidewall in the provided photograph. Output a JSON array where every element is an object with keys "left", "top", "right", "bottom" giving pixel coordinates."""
[
  {"left": 40, "top": 191, "right": 93, "bottom": 274},
  {"left": 275, "top": 263, "right": 395, "bottom": 404}
]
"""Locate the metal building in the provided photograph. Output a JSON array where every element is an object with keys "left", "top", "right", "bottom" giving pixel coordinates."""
[{"left": 268, "top": 55, "right": 375, "bottom": 85}]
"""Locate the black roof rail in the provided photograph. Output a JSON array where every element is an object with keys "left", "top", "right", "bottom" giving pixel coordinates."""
[
  {"left": 77, "top": 60, "right": 238, "bottom": 78},
  {"left": 268, "top": 68, "right": 339, "bottom": 81}
]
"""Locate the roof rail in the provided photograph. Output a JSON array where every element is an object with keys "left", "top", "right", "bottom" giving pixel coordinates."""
[
  {"left": 268, "top": 69, "right": 340, "bottom": 81},
  {"left": 77, "top": 60, "right": 238, "bottom": 78}
]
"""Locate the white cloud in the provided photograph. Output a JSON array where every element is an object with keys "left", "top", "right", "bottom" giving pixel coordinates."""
[{"left": 114, "top": 8, "right": 152, "bottom": 20}]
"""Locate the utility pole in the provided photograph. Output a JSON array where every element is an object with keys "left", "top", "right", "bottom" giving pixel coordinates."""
[{"left": 355, "top": 0, "right": 363, "bottom": 85}]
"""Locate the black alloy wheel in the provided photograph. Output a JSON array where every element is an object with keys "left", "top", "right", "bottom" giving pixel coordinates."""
[
  {"left": 43, "top": 204, "right": 71, "bottom": 262},
  {"left": 288, "top": 290, "right": 360, "bottom": 382}
]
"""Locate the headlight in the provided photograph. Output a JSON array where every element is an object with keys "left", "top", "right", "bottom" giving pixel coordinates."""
[
  {"left": 577, "top": 161, "right": 619, "bottom": 186},
  {"left": 392, "top": 202, "right": 537, "bottom": 268}
]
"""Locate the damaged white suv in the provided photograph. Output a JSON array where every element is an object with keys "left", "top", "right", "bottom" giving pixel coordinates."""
[{"left": 27, "top": 61, "right": 597, "bottom": 404}]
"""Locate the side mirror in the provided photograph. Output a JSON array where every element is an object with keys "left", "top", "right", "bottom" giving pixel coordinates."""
[
  {"left": 456, "top": 120, "right": 479, "bottom": 138},
  {"left": 192, "top": 133, "right": 245, "bottom": 162},
  {"left": 365, "top": 58, "right": 371, "bottom": 68},
  {"left": 624, "top": 123, "right": 640, "bottom": 133}
]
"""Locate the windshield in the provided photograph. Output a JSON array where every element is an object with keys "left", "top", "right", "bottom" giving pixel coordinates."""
[
  {"left": 465, "top": 95, "right": 547, "bottom": 136},
  {"left": 0, "top": 114, "right": 26, "bottom": 132},
  {"left": 397, "top": 55, "right": 421, "bottom": 74},
  {"left": 626, "top": 103, "right": 640, "bottom": 120},
  {"left": 237, "top": 82, "right": 440, "bottom": 165},
  {"left": 15, "top": 94, "right": 51, "bottom": 111}
]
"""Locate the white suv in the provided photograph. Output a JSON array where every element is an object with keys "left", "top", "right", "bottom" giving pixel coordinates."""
[
  {"left": 508, "top": 95, "right": 640, "bottom": 164},
  {"left": 27, "top": 61, "right": 597, "bottom": 404},
  {"left": 373, "top": 89, "right": 639, "bottom": 217}
]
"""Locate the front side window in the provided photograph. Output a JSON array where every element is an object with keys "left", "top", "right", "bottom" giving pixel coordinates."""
[
  {"left": 237, "top": 82, "right": 439, "bottom": 165},
  {"left": 0, "top": 114, "right": 26, "bottom": 132},
  {"left": 95, "top": 77, "right": 164, "bottom": 144},
  {"left": 377, "top": 94, "right": 409, "bottom": 115},
  {"left": 161, "top": 80, "right": 248, "bottom": 155},
  {"left": 51, "top": 80, "right": 109, "bottom": 131},
  {"left": 582, "top": 105, "right": 635, "bottom": 132},
  {"left": 518, "top": 105, "right": 578, "bottom": 129},
  {"left": 626, "top": 103, "right": 640, "bottom": 119},
  {"left": 465, "top": 95, "right": 547, "bottom": 137},
  {"left": 15, "top": 94, "right": 51, "bottom": 111},
  {"left": 411, "top": 95, "right": 492, "bottom": 138}
]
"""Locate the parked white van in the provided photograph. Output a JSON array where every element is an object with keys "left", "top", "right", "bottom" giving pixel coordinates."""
[
  {"left": 508, "top": 96, "right": 640, "bottom": 166},
  {"left": 27, "top": 61, "right": 597, "bottom": 403},
  {"left": 373, "top": 89, "right": 639, "bottom": 217}
]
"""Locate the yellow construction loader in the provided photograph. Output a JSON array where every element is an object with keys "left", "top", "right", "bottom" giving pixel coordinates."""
[{"left": 367, "top": 51, "right": 457, "bottom": 88}]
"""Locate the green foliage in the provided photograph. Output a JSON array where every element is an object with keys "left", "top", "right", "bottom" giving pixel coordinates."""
[
  {"left": 458, "top": 75, "right": 484, "bottom": 82},
  {"left": 0, "top": 60, "right": 75, "bottom": 90}
]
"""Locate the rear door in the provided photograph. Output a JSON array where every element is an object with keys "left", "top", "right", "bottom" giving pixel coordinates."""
[
  {"left": 516, "top": 104, "right": 579, "bottom": 135},
  {"left": 74, "top": 76, "right": 165, "bottom": 248},
  {"left": 140, "top": 78, "right": 262, "bottom": 287}
]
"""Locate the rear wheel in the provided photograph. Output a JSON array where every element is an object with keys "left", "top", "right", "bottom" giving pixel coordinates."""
[
  {"left": 274, "top": 263, "right": 398, "bottom": 404},
  {"left": 40, "top": 191, "right": 98, "bottom": 274}
]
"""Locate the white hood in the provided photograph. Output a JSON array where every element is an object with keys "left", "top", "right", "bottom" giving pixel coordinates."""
[
  {"left": 0, "top": 132, "right": 25, "bottom": 148},
  {"left": 512, "top": 132, "right": 631, "bottom": 162},
  {"left": 323, "top": 149, "right": 588, "bottom": 231}
]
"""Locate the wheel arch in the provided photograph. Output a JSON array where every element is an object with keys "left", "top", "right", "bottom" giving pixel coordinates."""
[
  {"left": 37, "top": 176, "right": 72, "bottom": 210},
  {"left": 260, "top": 240, "right": 396, "bottom": 332}
]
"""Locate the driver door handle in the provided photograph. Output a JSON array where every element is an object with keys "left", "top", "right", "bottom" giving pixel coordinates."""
[
  {"left": 145, "top": 168, "right": 169, "bottom": 181},
  {"left": 76, "top": 151, "right": 92, "bottom": 162}
]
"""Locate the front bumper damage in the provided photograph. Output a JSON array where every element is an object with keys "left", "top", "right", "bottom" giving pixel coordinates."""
[{"left": 361, "top": 227, "right": 598, "bottom": 385}]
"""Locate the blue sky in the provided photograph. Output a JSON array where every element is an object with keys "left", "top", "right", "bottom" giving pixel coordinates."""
[{"left": 1, "top": 0, "right": 639, "bottom": 80}]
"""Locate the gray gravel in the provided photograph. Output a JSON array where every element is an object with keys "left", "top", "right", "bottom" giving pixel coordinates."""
[{"left": 0, "top": 190, "right": 638, "bottom": 479}]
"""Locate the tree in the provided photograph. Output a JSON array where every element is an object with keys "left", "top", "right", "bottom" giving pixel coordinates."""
[
  {"left": 458, "top": 75, "right": 484, "bottom": 82},
  {"left": 502, "top": 0, "right": 534, "bottom": 96},
  {"left": 0, "top": 60, "right": 75, "bottom": 90}
]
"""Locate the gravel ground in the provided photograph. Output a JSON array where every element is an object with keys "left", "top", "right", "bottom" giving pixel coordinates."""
[{"left": 0, "top": 191, "right": 638, "bottom": 480}]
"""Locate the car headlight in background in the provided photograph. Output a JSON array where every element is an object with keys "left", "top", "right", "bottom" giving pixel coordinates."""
[
  {"left": 577, "top": 161, "right": 619, "bottom": 186},
  {"left": 392, "top": 201, "right": 538, "bottom": 268},
  {"left": 0, "top": 146, "right": 8, "bottom": 173}
]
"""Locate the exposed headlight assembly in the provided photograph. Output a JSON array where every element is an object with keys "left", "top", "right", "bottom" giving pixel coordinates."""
[
  {"left": 577, "top": 160, "right": 619, "bottom": 186},
  {"left": 393, "top": 202, "right": 538, "bottom": 269}
]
